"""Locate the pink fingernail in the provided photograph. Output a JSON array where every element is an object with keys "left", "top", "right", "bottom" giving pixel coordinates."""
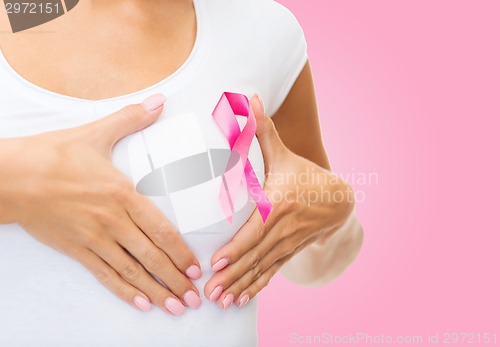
[
  {"left": 165, "top": 297, "right": 185, "bottom": 316},
  {"left": 133, "top": 295, "right": 152, "bottom": 312},
  {"left": 141, "top": 93, "right": 166, "bottom": 111},
  {"left": 222, "top": 293, "right": 234, "bottom": 310},
  {"left": 212, "top": 258, "right": 228, "bottom": 272},
  {"left": 186, "top": 265, "right": 202, "bottom": 280},
  {"left": 183, "top": 290, "right": 202, "bottom": 309},
  {"left": 238, "top": 294, "right": 250, "bottom": 307},
  {"left": 209, "top": 285, "right": 224, "bottom": 302}
]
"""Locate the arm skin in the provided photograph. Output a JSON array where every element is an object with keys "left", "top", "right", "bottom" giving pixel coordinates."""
[{"left": 271, "top": 60, "right": 364, "bottom": 287}]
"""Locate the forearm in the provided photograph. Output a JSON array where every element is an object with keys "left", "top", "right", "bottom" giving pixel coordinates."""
[
  {"left": 0, "top": 138, "right": 17, "bottom": 224},
  {"left": 279, "top": 208, "right": 364, "bottom": 287}
]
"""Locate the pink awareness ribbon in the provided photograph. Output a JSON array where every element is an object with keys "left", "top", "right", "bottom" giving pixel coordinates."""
[{"left": 212, "top": 92, "right": 273, "bottom": 223}]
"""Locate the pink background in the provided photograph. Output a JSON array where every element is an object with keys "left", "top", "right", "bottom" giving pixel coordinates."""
[{"left": 260, "top": 1, "right": 500, "bottom": 346}]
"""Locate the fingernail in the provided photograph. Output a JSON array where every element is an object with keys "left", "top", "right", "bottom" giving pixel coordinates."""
[
  {"left": 183, "top": 290, "right": 202, "bottom": 309},
  {"left": 133, "top": 295, "right": 152, "bottom": 312},
  {"left": 185, "top": 265, "right": 202, "bottom": 280},
  {"left": 165, "top": 297, "right": 185, "bottom": 316},
  {"left": 141, "top": 93, "right": 166, "bottom": 111},
  {"left": 238, "top": 294, "right": 250, "bottom": 307},
  {"left": 212, "top": 258, "right": 228, "bottom": 272},
  {"left": 222, "top": 293, "right": 234, "bottom": 310},
  {"left": 209, "top": 285, "right": 224, "bottom": 302}
]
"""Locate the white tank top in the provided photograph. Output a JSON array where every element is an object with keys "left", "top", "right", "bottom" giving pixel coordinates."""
[{"left": 0, "top": 1, "right": 308, "bottom": 346}]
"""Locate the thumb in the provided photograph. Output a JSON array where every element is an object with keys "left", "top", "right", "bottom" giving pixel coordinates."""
[
  {"left": 251, "top": 94, "right": 286, "bottom": 164},
  {"left": 88, "top": 93, "right": 166, "bottom": 150}
]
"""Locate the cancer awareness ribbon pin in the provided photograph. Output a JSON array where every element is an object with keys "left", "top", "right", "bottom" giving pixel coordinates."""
[{"left": 212, "top": 92, "right": 273, "bottom": 223}]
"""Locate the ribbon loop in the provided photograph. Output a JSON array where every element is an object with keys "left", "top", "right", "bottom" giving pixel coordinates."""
[{"left": 212, "top": 92, "right": 273, "bottom": 223}]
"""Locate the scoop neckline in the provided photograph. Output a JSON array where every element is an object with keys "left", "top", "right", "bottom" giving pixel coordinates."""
[{"left": 0, "top": 0, "right": 204, "bottom": 104}]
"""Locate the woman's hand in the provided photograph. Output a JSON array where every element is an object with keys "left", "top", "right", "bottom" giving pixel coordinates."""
[
  {"left": 204, "top": 95, "right": 355, "bottom": 309},
  {"left": 0, "top": 94, "right": 202, "bottom": 315}
]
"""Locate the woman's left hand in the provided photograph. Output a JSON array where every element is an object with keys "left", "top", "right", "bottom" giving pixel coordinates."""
[{"left": 204, "top": 95, "right": 355, "bottom": 309}]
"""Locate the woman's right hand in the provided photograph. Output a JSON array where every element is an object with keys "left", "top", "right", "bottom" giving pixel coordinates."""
[{"left": 0, "top": 94, "right": 202, "bottom": 315}]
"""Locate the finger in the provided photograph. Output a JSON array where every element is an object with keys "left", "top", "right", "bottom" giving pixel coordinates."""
[
  {"left": 205, "top": 225, "right": 300, "bottom": 301},
  {"left": 235, "top": 255, "right": 292, "bottom": 307},
  {"left": 216, "top": 254, "right": 293, "bottom": 310},
  {"left": 205, "top": 215, "right": 289, "bottom": 301},
  {"left": 210, "top": 209, "right": 267, "bottom": 272},
  {"left": 210, "top": 201, "right": 284, "bottom": 273},
  {"left": 216, "top": 234, "right": 314, "bottom": 309},
  {"left": 83, "top": 94, "right": 166, "bottom": 151},
  {"left": 116, "top": 225, "right": 202, "bottom": 309},
  {"left": 76, "top": 248, "right": 152, "bottom": 312},
  {"left": 205, "top": 216, "right": 310, "bottom": 302},
  {"left": 251, "top": 94, "right": 286, "bottom": 163},
  {"left": 93, "top": 241, "right": 187, "bottom": 316},
  {"left": 125, "top": 190, "right": 202, "bottom": 280}
]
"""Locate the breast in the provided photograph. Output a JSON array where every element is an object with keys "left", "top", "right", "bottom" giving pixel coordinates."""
[{"left": 112, "top": 110, "right": 266, "bottom": 263}]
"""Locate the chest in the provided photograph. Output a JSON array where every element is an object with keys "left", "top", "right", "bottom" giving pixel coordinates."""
[{"left": 0, "top": 30, "right": 195, "bottom": 101}]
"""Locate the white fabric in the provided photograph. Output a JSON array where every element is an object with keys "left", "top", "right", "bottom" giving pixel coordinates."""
[{"left": 0, "top": 0, "right": 308, "bottom": 346}]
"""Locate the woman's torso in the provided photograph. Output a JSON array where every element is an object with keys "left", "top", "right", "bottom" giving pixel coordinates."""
[{"left": 0, "top": 0, "right": 287, "bottom": 345}]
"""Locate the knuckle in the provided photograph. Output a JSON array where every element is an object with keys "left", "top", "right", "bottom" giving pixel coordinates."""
[
  {"left": 152, "top": 223, "right": 177, "bottom": 244},
  {"left": 121, "top": 262, "right": 141, "bottom": 281},
  {"left": 126, "top": 194, "right": 146, "bottom": 218},
  {"left": 255, "top": 223, "right": 266, "bottom": 240},
  {"left": 81, "top": 229, "right": 106, "bottom": 247},
  {"left": 252, "top": 265, "right": 264, "bottom": 282},
  {"left": 249, "top": 251, "right": 260, "bottom": 269},
  {"left": 95, "top": 268, "right": 114, "bottom": 285},
  {"left": 91, "top": 208, "right": 115, "bottom": 229},
  {"left": 143, "top": 249, "right": 165, "bottom": 271},
  {"left": 107, "top": 179, "right": 134, "bottom": 203}
]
